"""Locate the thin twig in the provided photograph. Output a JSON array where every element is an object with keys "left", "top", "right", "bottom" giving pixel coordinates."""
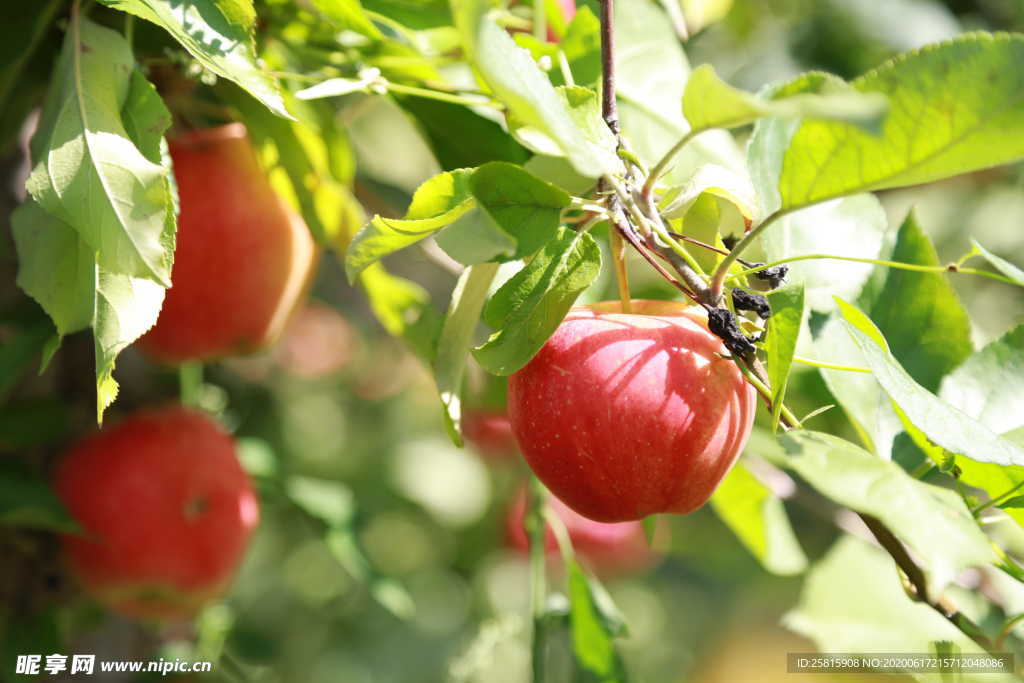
[{"left": 599, "top": 0, "right": 619, "bottom": 136}]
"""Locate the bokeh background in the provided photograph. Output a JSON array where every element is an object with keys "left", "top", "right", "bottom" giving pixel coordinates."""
[{"left": 3, "top": 0, "right": 1024, "bottom": 680}]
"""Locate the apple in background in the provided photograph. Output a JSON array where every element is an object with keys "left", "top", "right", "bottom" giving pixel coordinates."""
[
  {"left": 54, "top": 406, "right": 259, "bottom": 620},
  {"left": 505, "top": 488, "right": 658, "bottom": 576},
  {"left": 138, "top": 123, "right": 317, "bottom": 364},
  {"left": 463, "top": 409, "right": 519, "bottom": 461},
  {"left": 508, "top": 300, "right": 757, "bottom": 523},
  {"left": 275, "top": 301, "right": 359, "bottom": 379}
]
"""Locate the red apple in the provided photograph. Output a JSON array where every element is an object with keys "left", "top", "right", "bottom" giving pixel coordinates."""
[
  {"left": 506, "top": 488, "right": 658, "bottom": 576},
  {"left": 463, "top": 409, "right": 519, "bottom": 460},
  {"left": 275, "top": 301, "right": 358, "bottom": 379},
  {"left": 138, "top": 123, "right": 317, "bottom": 363},
  {"left": 508, "top": 300, "right": 757, "bottom": 522},
  {"left": 54, "top": 406, "right": 259, "bottom": 620}
]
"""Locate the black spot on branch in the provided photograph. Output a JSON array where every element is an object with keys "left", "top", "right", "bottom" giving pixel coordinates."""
[
  {"left": 707, "top": 307, "right": 757, "bottom": 358},
  {"left": 732, "top": 289, "right": 771, "bottom": 319}
]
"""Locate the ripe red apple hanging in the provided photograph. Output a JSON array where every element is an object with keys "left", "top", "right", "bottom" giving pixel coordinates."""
[
  {"left": 138, "top": 123, "right": 317, "bottom": 363},
  {"left": 508, "top": 300, "right": 757, "bottom": 523},
  {"left": 54, "top": 406, "right": 259, "bottom": 620}
]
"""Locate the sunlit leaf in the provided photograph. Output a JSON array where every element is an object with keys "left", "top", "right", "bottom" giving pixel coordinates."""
[
  {"left": 453, "top": 1, "right": 619, "bottom": 178},
  {"left": 763, "top": 430, "right": 994, "bottom": 598},
  {"left": 469, "top": 162, "right": 570, "bottom": 259},
  {"left": 615, "top": 0, "right": 744, "bottom": 184},
  {"left": 780, "top": 33, "right": 1024, "bottom": 209},
  {"left": 786, "top": 536, "right": 991, "bottom": 667},
  {"left": 567, "top": 558, "right": 627, "bottom": 682},
  {"left": 98, "top": 0, "right": 290, "bottom": 117},
  {"left": 359, "top": 263, "right": 443, "bottom": 362},
  {"left": 838, "top": 299, "right": 1024, "bottom": 468},
  {"left": 660, "top": 164, "right": 758, "bottom": 222},
  {"left": 683, "top": 64, "right": 887, "bottom": 134},
  {"left": 760, "top": 194, "right": 887, "bottom": 312},
  {"left": 709, "top": 461, "right": 807, "bottom": 575},
  {"left": 26, "top": 18, "right": 175, "bottom": 285},
  {"left": 435, "top": 263, "right": 500, "bottom": 446},
  {"left": 972, "top": 239, "right": 1024, "bottom": 287},
  {"left": 310, "top": 0, "right": 382, "bottom": 39},
  {"left": 475, "top": 228, "right": 600, "bottom": 375},
  {"left": 871, "top": 212, "right": 972, "bottom": 392},
  {"left": 345, "top": 169, "right": 475, "bottom": 282},
  {"left": 765, "top": 284, "right": 805, "bottom": 430}
]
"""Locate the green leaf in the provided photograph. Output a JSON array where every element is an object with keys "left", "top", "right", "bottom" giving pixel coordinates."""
[
  {"left": 972, "top": 239, "right": 1024, "bottom": 287},
  {"left": 837, "top": 299, "right": 1024, "bottom": 468},
  {"left": 98, "top": 0, "right": 290, "bottom": 118},
  {"left": 614, "top": 0, "right": 744, "bottom": 185},
  {"left": 435, "top": 208, "right": 517, "bottom": 265},
  {"left": 359, "top": 263, "right": 442, "bottom": 362},
  {"left": 0, "top": 460, "right": 78, "bottom": 533},
  {"left": 219, "top": 85, "right": 363, "bottom": 246},
  {"left": 762, "top": 430, "right": 994, "bottom": 598},
  {"left": 761, "top": 194, "right": 888, "bottom": 312},
  {"left": 747, "top": 72, "right": 850, "bottom": 216},
  {"left": 551, "top": 7, "right": 601, "bottom": 88},
  {"left": 660, "top": 163, "right": 757, "bottom": 222},
  {"left": 709, "top": 461, "right": 807, "bottom": 575},
  {"left": 26, "top": 17, "right": 175, "bottom": 285},
  {"left": 362, "top": 0, "right": 452, "bottom": 30},
  {"left": 0, "top": 399, "right": 68, "bottom": 450},
  {"left": 293, "top": 75, "right": 377, "bottom": 100},
  {"left": 779, "top": 33, "right": 1024, "bottom": 210},
  {"left": 345, "top": 169, "right": 475, "bottom": 282},
  {"left": 454, "top": 0, "right": 619, "bottom": 178},
  {"left": 683, "top": 64, "right": 887, "bottom": 134},
  {"left": 786, "top": 536, "right": 991, "bottom": 664},
  {"left": 939, "top": 323, "right": 1024, "bottom": 436},
  {"left": 14, "top": 197, "right": 164, "bottom": 421},
  {"left": 11, "top": 201, "right": 95, "bottom": 339},
  {"left": 870, "top": 212, "right": 972, "bottom": 392},
  {"left": 94, "top": 267, "right": 166, "bottom": 422},
  {"left": 567, "top": 558, "right": 627, "bottom": 683},
  {"left": 310, "top": 0, "right": 383, "bottom": 39},
  {"left": 811, "top": 312, "right": 902, "bottom": 457},
  {"left": 469, "top": 162, "right": 571, "bottom": 259},
  {"left": 397, "top": 96, "right": 530, "bottom": 171},
  {"left": 434, "top": 263, "right": 500, "bottom": 446},
  {"left": 474, "top": 228, "right": 601, "bottom": 375},
  {"left": 930, "top": 325, "right": 1024, "bottom": 528},
  {"left": 765, "top": 284, "right": 805, "bottom": 430}
]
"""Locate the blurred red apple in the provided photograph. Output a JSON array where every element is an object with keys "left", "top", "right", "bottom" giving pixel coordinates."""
[
  {"left": 275, "top": 301, "right": 358, "bottom": 379},
  {"left": 509, "top": 300, "right": 757, "bottom": 522},
  {"left": 54, "top": 406, "right": 259, "bottom": 620},
  {"left": 138, "top": 123, "right": 317, "bottom": 363},
  {"left": 506, "top": 488, "right": 658, "bottom": 576}
]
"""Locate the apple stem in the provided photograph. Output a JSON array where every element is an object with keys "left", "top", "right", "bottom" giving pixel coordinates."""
[
  {"left": 526, "top": 476, "right": 549, "bottom": 683},
  {"left": 608, "top": 226, "right": 632, "bottom": 313}
]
